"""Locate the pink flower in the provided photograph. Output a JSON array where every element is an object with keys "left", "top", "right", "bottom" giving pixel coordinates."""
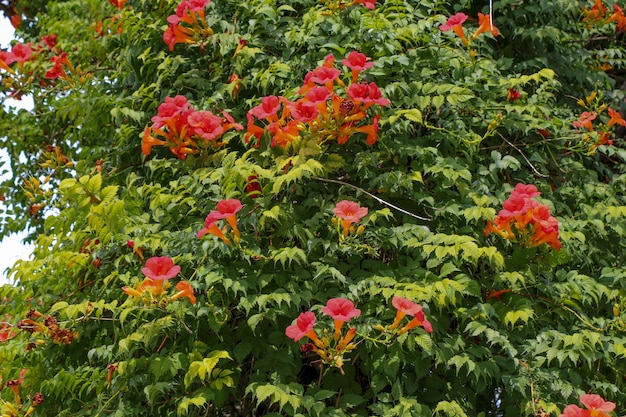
[
  {"left": 579, "top": 394, "right": 615, "bottom": 413},
  {"left": 141, "top": 256, "right": 181, "bottom": 281},
  {"left": 572, "top": 111, "right": 597, "bottom": 131},
  {"left": 305, "top": 86, "right": 331, "bottom": 104},
  {"left": 511, "top": 183, "right": 541, "bottom": 199},
  {"left": 216, "top": 198, "right": 243, "bottom": 217},
  {"left": 41, "top": 34, "right": 57, "bottom": 48},
  {"left": 151, "top": 95, "right": 192, "bottom": 129},
  {"left": 353, "top": 0, "right": 377, "bottom": 9},
  {"left": 389, "top": 296, "right": 423, "bottom": 329},
  {"left": 439, "top": 12, "right": 468, "bottom": 31},
  {"left": 398, "top": 310, "right": 433, "bottom": 334},
  {"left": 333, "top": 200, "right": 368, "bottom": 222},
  {"left": 559, "top": 404, "right": 584, "bottom": 417},
  {"left": 197, "top": 211, "right": 231, "bottom": 244},
  {"left": 285, "top": 311, "right": 316, "bottom": 342},
  {"left": 197, "top": 199, "right": 243, "bottom": 243},
  {"left": 334, "top": 200, "right": 369, "bottom": 237},
  {"left": 168, "top": 0, "right": 211, "bottom": 24},
  {"left": 289, "top": 100, "right": 318, "bottom": 122},
  {"left": 342, "top": 51, "right": 374, "bottom": 83},
  {"left": 11, "top": 43, "right": 33, "bottom": 64},
  {"left": 322, "top": 298, "right": 362, "bottom": 321},
  {"left": 346, "top": 82, "right": 390, "bottom": 107},
  {"left": 249, "top": 95, "right": 281, "bottom": 120},
  {"left": 342, "top": 51, "right": 374, "bottom": 71},
  {"left": 188, "top": 110, "right": 224, "bottom": 141},
  {"left": 439, "top": 13, "right": 469, "bottom": 46},
  {"left": 310, "top": 66, "right": 341, "bottom": 91},
  {"left": 322, "top": 298, "right": 361, "bottom": 340}
]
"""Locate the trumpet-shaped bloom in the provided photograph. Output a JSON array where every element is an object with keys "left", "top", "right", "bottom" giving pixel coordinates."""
[
  {"left": 333, "top": 200, "right": 368, "bottom": 223},
  {"left": 216, "top": 199, "right": 243, "bottom": 217},
  {"left": 352, "top": 0, "right": 377, "bottom": 9},
  {"left": 305, "top": 86, "right": 331, "bottom": 104},
  {"left": 511, "top": 183, "right": 541, "bottom": 199},
  {"left": 579, "top": 394, "right": 615, "bottom": 413},
  {"left": 0, "top": 316, "right": 17, "bottom": 343},
  {"left": 397, "top": 310, "right": 433, "bottom": 335},
  {"left": 310, "top": 66, "right": 341, "bottom": 91},
  {"left": 560, "top": 404, "right": 584, "bottom": 417},
  {"left": 11, "top": 43, "right": 33, "bottom": 64},
  {"left": 188, "top": 110, "right": 224, "bottom": 141},
  {"left": 151, "top": 95, "right": 191, "bottom": 129},
  {"left": 141, "top": 256, "right": 181, "bottom": 281},
  {"left": 170, "top": 281, "right": 197, "bottom": 304},
  {"left": 341, "top": 51, "right": 374, "bottom": 71},
  {"left": 439, "top": 13, "right": 469, "bottom": 46},
  {"left": 322, "top": 298, "right": 362, "bottom": 321},
  {"left": 389, "top": 296, "right": 422, "bottom": 329},
  {"left": 608, "top": 4, "right": 626, "bottom": 31},
  {"left": 249, "top": 95, "right": 281, "bottom": 120},
  {"left": 197, "top": 211, "right": 231, "bottom": 244},
  {"left": 216, "top": 198, "right": 243, "bottom": 237},
  {"left": 334, "top": 200, "right": 369, "bottom": 237},
  {"left": 347, "top": 82, "right": 390, "bottom": 107},
  {"left": 322, "top": 298, "right": 361, "bottom": 340},
  {"left": 507, "top": 88, "right": 521, "bottom": 101},
  {"left": 607, "top": 107, "right": 626, "bottom": 127},
  {"left": 473, "top": 13, "right": 499, "bottom": 39},
  {"left": 285, "top": 311, "right": 317, "bottom": 342},
  {"left": 342, "top": 51, "right": 374, "bottom": 82},
  {"left": 560, "top": 394, "right": 616, "bottom": 417},
  {"left": 289, "top": 100, "right": 319, "bottom": 122},
  {"left": 572, "top": 111, "right": 597, "bottom": 131}
]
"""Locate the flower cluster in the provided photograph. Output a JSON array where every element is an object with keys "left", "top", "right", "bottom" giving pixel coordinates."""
[
  {"left": 560, "top": 393, "right": 616, "bottom": 417},
  {"left": 0, "top": 34, "right": 84, "bottom": 99},
  {"left": 1, "top": 368, "right": 43, "bottom": 417},
  {"left": 571, "top": 91, "right": 626, "bottom": 155},
  {"left": 485, "top": 183, "right": 562, "bottom": 251},
  {"left": 163, "top": 0, "right": 213, "bottom": 51},
  {"left": 286, "top": 296, "right": 432, "bottom": 374},
  {"left": 582, "top": 0, "right": 625, "bottom": 31},
  {"left": 197, "top": 199, "right": 243, "bottom": 245},
  {"left": 286, "top": 298, "right": 361, "bottom": 374},
  {"left": 333, "top": 200, "right": 368, "bottom": 238},
  {"left": 122, "top": 256, "right": 196, "bottom": 305},
  {"left": 439, "top": 12, "right": 499, "bottom": 48},
  {"left": 245, "top": 51, "right": 389, "bottom": 150},
  {"left": 142, "top": 95, "right": 243, "bottom": 159},
  {"left": 15, "top": 309, "right": 77, "bottom": 345}
]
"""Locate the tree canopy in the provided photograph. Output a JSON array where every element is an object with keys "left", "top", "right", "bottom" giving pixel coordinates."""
[{"left": 1, "top": 0, "right": 626, "bottom": 416}]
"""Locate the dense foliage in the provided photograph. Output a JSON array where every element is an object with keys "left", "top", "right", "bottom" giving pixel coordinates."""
[{"left": 1, "top": 0, "right": 626, "bottom": 415}]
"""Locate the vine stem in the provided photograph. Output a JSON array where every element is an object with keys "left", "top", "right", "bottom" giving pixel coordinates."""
[
  {"left": 497, "top": 133, "right": 549, "bottom": 178},
  {"left": 312, "top": 177, "right": 431, "bottom": 221}
]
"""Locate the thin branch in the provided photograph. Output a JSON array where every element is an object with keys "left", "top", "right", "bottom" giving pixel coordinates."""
[
  {"left": 312, "top": 177, "right": 431, "bottom": 221},
  {"left": 498, "top": 133, "right": 549, "bottom": 177}
]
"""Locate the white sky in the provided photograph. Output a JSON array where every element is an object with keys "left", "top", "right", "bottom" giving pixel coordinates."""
[{"left": 0, "top": 17, "right": 35, "bottom": 285}]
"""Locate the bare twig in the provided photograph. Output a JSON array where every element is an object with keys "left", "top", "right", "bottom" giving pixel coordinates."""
[{"left": 498, "top": 134, "right": 549, "bottom": 178}]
